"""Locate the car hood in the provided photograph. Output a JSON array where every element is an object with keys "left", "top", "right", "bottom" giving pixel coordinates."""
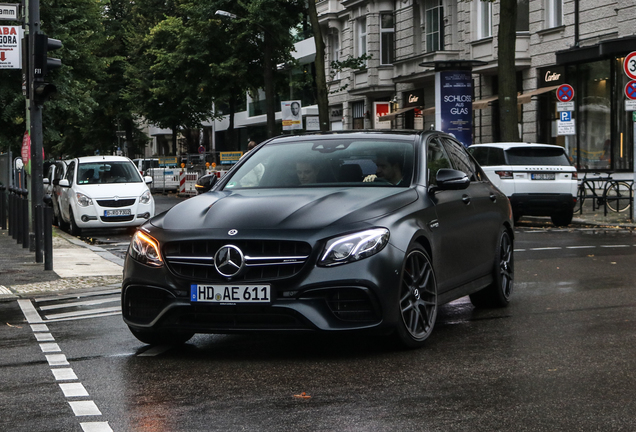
[
  {"left": 75, "top": 182, "right": 149, "bottom": 199},
  {"left": 154, "top": 188, "right": 419, "bottom": 230}
]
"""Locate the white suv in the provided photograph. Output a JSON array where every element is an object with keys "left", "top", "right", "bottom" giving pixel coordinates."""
[{"left": 469, "top": 143, "right": 577, "bottom": 226}]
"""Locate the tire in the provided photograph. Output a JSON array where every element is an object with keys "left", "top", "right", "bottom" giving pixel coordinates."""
[
  {"left": 551, "top": 208, "right": 573, "bottom": 226},
  {"left": 69, "top": 208, "right": 82, "bottom": 237},
  {"left": 395, "top": 245, "right": 438, "bottom": 348},
  {"left": 605, "top": 181, "right": 632, "bottom": 213},
  {"left": 128, "top": 326, "right": 194, "bottom": 346},
  {"left": 470, "top": 228, "right": 514, "bottom": 308}
]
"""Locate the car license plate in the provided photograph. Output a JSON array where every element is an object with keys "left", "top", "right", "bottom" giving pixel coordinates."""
[
  {"left": 531, "top": 173, "right": 555, "bottom": 180},
  {"left": 191, "top": 284, "right": 271, "bottom": 304},
  {"left": 104, "top": 209, "right": 132, "bottom": 217}
]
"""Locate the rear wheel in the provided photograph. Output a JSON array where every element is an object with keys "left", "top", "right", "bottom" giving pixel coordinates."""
[
  {"left": 128, "top": 326, "right": 194, "bottom": 346},
  {"left": 470, "top": 228, "right": 513, "bottom": 308},
  {"left": 551, "top": 208, "right": 573, "bottom": 226},
  {"left": 395, "top": 245, "right": 438, "bottom": 348},
  {"left": 605, "top": 181, "right": 632, "bottom": 212}
]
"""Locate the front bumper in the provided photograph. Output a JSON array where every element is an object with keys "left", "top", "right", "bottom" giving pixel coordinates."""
[{"left": 74, "top": 200, "right": 155, "bottom": 228}]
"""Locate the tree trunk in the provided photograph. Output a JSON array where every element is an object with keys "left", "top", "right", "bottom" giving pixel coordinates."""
[
  {"left": 229, "top": 89, "right": 236, "bottom": 150},
  {"left": 307, "top": 0, "right": 329, "bottom": 132},
  {"left": 171, "top": 125, "right": 178, "bottom": 156},
  {"left": 498, "top": 0, "right": 519, "bottom": 142},
  {"left": 264, "top": 32, "right": 276, "bottom": 138}
]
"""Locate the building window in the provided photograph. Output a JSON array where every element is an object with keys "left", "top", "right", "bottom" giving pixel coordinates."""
[
  {"left": 352, "top": 101, "right": 365, "bottom": 130},
  {"left": 477, "top": 0, "right": 492, "bottom": 39},
  {"left": 425, "top": 0, "right": 444, "bottom": 53},
  {"left": 358, "top": 17, "right": 367, "bottom": 60},
  {"left": 380, "top": 13, "right": 394, "bottom": 65},
  {"left": 546, "top": 0, "right": 563, "bottom": 28},
  {"left": 329, "top": 31, "right": 340, "bottom": 79},
  {"left": 517, "top": 0, "right": 529, "bottom": 32}
]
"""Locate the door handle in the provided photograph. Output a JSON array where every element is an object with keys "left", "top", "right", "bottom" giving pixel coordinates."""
[
  {"left": 489, "top": 194, "right": 497, "bottom": 202},
  {"left": 462, "top": 194, "right": 471, "bottom": 205}
]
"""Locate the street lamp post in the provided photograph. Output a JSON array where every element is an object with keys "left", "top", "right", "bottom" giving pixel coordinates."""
[{"left": 216, "top": 10, "right": 277, "bottom": 138}]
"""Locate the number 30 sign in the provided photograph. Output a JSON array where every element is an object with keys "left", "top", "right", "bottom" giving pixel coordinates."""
[{"left": 624, "top": 52, "right": 636, "bottom": 80}]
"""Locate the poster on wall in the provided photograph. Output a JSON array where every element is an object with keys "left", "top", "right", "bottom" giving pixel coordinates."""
[
  {"left": 375, "top": 102, "right": 391, "bottom": 129},
  {"left": 435, "top": 71, "right": 473, "bottom": 147},
  {"left": 281, "top": 100, "right": 302, "bottom": 131}
]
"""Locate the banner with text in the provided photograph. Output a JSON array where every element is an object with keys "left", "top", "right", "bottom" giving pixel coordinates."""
[{"left": 436, "top": 70, "right": 473, "bottom": 147}]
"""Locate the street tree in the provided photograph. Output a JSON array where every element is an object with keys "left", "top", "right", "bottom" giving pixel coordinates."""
[{"left": 497, "top": 0, "right": 520, "bottom": 142}]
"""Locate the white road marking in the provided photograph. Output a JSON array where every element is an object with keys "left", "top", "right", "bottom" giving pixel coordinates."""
[
  {"left": 138, "top": 345, "right": 173, "bottom": 357},
  {"left": 17, "top": 299, "right": 43, "bottom": 323},
  {"left": 40, "top": 343, "right": 61, "bottom": 353},
  {"left": 39, "top": 297, "right": 120, "bottom": 311},
  {"left": 30, "top": 324, "right": 49, "bottom": 332},
  {"left": 80, "top": 422, "right": 113, "bottom": 432},
  {"left": 45, "top": 306, "right": 121, "bottom": 320},
  {"left": 68, "top": 401, "right": 102, "bottom": 416},
  {"left": 0, "top": 285, "right": 12, "bottom": 295},
  {"left": 529, "top": 247, "right": 562, "bottom": 251},
  {"left": 44, "top": 311, "right": 121, "bottom": 323},
  {"left": 35, "top": 333, "right": 55, "bottom": 342},
  {"left": 51, "top": 368, "right": 78, "bottom": 381},
  {"left": 59, "top": 383, "right": 89, "bottom": 397},
  {"left": 36, "top": 288, "right": 121, "bottom": 303},
  {"left": 600, "top": 244, "right": 631, "bottom": 248},
  {"left": 566, "top": 245, "right": 596, "bottom": 249},
  {"left": 45, "top": 354, "right": 69, "bottom": 366}
]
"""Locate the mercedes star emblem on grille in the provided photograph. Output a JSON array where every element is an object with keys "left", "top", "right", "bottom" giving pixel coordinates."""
[{"left": 214, "top": 245, "right": 245, "bottom": 277}]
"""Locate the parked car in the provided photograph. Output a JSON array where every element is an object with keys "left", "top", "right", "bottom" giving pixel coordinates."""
[
  {"left": 122, "top": 131, "right": 514, "bottom": 348},
  {"left": 132, "top": 158, "right": 160, "bottom": 176},
  {"left": 56, "top": 156, "right": 155, "bottom": 236},
  {"left": 43, "top": 160, "right": 69, "bottom": 226},
  {"left": 468, "top": 142, "right": 577, "bottom": 226}
]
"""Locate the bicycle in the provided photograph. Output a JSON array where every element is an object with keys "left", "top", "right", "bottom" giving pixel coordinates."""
[{"left": 575, "top": 172, "right": 633, "bottom": 213}]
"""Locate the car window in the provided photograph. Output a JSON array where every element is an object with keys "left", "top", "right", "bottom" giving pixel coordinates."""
[
  {"left": 54, "top": 163, "right": 66, "bottom": 181},
  {"left": 426, "top": 138, "right": 451, "bottom": 186},
  {"left": 77, "top": 161, "right": 143, "bottom": 184},
  {"left": 469, "top": 146, "right": 506, "bottom": 166},
  {"left": 65, "top": 161, "right": 75, "bottom": 185},
  {"left": 504, "top": 147, "right": 572, "bottom": 166},
  {"left": 223, "top": 138, "right": 415, "bottom": 189},
  {"left": 441, "top": 137, "right": 480, "bottom": 181}
]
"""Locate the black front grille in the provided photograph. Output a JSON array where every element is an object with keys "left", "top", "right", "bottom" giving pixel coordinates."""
[
  {"left": 100, "top": 215, "right": 135, "bottom": 222},
  {"left": 97, "top": 198, "right": 136, "bottom": 208},
  {"left": 164, "top": 240, "right": 312, "bottom": 282},
  {"left": 124, "top": 286, "right": 174, "bottom": 324}
]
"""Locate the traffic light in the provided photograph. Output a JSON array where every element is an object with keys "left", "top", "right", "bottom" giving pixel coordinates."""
[{"left": 32, "top": 33, "right": 62, "bottom": 103}]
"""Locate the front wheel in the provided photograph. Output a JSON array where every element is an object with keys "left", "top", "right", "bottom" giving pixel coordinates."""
[
  {"left": 128, "top": 326, "right": 194, "bottom": 346},
  {"left": 470, "top": 228, "right": 514, "bottom": 308},
  {"left": 69, "top": 208, "right": 82, "bottom": 237},
  {"left": 605, "top": 181, "right": 632, "bottom": 212},
  {"left": 395, "top": 246, "right": 438, "bottom": 348}
]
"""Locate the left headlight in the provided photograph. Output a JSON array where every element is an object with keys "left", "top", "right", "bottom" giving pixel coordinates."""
[
  {"left": 139, "top": 189, "right": 151, "bottom": 204},
  {"left": 129, "top": 231, "right": 163, "bottom": 267},
  {"left": 319, "top": 228, "right": 389, "bottom": 267},
  {"left": 75, "top": 192, "right": 93, "bottom": 207}
]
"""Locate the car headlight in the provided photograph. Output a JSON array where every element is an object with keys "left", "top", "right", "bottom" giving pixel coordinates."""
[
  {"left": 129, "top": 231, "right": 163, "bottom": 267},
  {"left": 75, "top": 192, "right": 93, "bottom": 207},
  {"left": 319, "top": 228, "right": 389, "bottom": 267},
  {"left": 140, "top": 189, "right": 151, "bottom": 204}
]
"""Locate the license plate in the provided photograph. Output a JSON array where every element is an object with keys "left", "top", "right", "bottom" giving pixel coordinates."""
[
  {"left": 531, "top": 173, "right": 555, "bottom": 180},
  {"left": 191, "top": 284, "right": 271, "bottom": 304},
  {"left": 104, "top": 209, "right": 132, "bottom": 217}
]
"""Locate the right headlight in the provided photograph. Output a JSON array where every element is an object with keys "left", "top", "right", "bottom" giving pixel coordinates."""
[
  {"left": 129, "top": 231, "right": 163, "bottom": 267},
  {"left": 318, "top": 228, "right": 390, "bottom": 267}
]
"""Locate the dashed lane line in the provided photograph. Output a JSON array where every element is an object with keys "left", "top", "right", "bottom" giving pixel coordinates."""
[{"left": 515, "top": 244, "right": 636, "bottom": 252}]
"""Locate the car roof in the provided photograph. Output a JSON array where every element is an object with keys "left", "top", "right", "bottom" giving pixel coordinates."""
[
  {"left": 267, "top": 129, "right": 431, "bottom": 143},
  {"left": 470, "top": 142, "right": 564, "bottom": 150},
  {"left": 74, "top": 156, "right": 133, "bottom": 163}
]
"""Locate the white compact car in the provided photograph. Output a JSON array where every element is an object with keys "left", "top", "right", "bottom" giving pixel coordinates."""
[
  {"left": 469, "top": 143, "right": 577, "bottom": 226},
  {"left": 56, "top": 156, "right": 155, "bottom": 236}
]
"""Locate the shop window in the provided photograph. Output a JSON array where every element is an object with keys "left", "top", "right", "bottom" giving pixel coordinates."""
[
  {"left": 545, "top": 0, "right": 562, "bottom": 28},
  {"left": 425, "top": 0, "right": 444, "bottom": 52},
  {"left": 380, "top": 13, "right": 395, "bottom": 65},
  {"left": 477, "top": 0, "right": 492, "bottom": 39}
]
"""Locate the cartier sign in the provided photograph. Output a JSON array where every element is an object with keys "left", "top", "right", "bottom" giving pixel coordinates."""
[{"left": 538, "top": 66, "right": 565, "bottom": 87}]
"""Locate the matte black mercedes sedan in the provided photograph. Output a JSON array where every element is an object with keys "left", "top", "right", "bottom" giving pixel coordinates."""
[{"left": 122, "top": 131, "right": 514, "bottom": 348}]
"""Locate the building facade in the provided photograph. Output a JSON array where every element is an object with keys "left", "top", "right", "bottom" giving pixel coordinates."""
[{"left": 317, "top": 0, "right": 636, "bottom": 173}]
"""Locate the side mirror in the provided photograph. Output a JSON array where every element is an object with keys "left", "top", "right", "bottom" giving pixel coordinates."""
[
  {"left": 58, "top": 179, "right": 70, "bottom": 187},
  {"left": 432, "top": 169, "right": 470, "bottom": 191},
  {"left": 144, "top": 176, "right": 153, "bottom": 184},
  {"left": 195, "top": 173, "right": 218, "bottom": 194},
  {"left": 43, "top": 178, "right": 50, "bottom": 185}
]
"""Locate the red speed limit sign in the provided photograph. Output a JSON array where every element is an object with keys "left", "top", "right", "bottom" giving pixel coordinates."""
[{"left": 624, "top": 51, "right": 636, "bottom": 80}]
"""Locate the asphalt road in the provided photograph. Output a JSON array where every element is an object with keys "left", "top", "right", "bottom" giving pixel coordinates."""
[{"left": 2, "top": 226, "right": 636, "bottom": 431}]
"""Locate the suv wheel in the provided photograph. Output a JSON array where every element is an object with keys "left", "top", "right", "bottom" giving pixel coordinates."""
[{"left": 551, "top": 209, "right": 573, "bottom": 227}]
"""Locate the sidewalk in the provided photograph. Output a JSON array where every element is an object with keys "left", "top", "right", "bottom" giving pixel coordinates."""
[
  {"left": 1, "top": 202, "right": 634, "bottom": 301},
  {"left": 0, "top": 226, "right": 123, "bottom": 301}
]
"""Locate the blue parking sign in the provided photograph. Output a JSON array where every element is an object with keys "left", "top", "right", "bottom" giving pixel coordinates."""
[{"left": 560, "top": 111, "right": 572, "bottom": 122}]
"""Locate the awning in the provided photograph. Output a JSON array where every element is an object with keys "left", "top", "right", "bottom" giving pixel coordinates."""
[
  {"left": 517, "top": 85, "right": 560, "bottom": 104},
  {"left": 472, "top": 95, "right": 499, "bottom": 110},
  {"left": 378, "top": 106, "right": 421, "bottom": 122}
]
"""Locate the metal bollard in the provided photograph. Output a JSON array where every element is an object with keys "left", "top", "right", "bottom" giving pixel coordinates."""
[
  {"left": 9, "top": 186, "right": 15, "bottom": 238},
  {"left": 43, "top": 195, "right": 53, "bottom": 271},
  {"left": 16, "top": 188, "right": 23, "bottom": 244},
  {"left": 22, "top": 189, "right": 29, "bottom": 249},
  {"left": 0, "top": 184, "right": 6, "bottom": 230},
  {"left": 35, "top": 204, "right": 43, "bottom": 262}
]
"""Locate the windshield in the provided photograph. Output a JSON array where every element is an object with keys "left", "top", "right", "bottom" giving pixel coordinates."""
[
  {"left": 223, "top": 138, "right": 415, "bottom": 189},
  {"left": 504, "top": 147, "right": 572, "bottom": 166},
  {"left": 77, "top": 161, "right": 143, "bottom": 184}
]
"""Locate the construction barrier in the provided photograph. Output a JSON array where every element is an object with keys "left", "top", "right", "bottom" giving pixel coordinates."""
[{"left": 178, "top": 170, "right": 199, "bottom": 196}]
